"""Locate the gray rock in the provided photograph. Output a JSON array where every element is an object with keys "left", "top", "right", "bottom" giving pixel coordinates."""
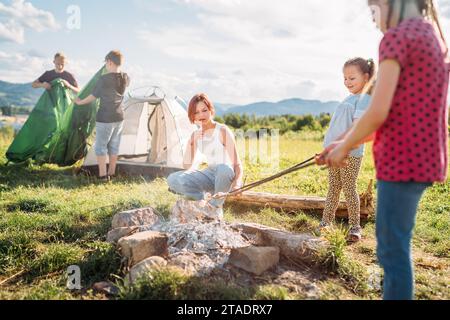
[
  {"left": 259, "top": 230, "right": 324, "bottom": 263},
  {"left": 231, "top": 222, "right": 325, "bottom": 263},
  {"left": 228, "top": 246, "right": 280, "bottom": 276},
  {"left": 106, "top": 225, "right": 155, "bottom": 243},
  {"left": 126, "top": 256, "right": 168, "bottom": 284},
  {"left": 170, "top": 199, "right": 222, "bottom": 223},
  {"left": 118, "top": 231, "right": 169, "bottom": 266},
  {"left": 106, "top": 227, "right": 139, "bottom": 243},
  {"left": 168, "top": 251, "right": 216, "bottom": 276},
  {"left": 111, "top": 207, "right": 160, "bottom": 229}
]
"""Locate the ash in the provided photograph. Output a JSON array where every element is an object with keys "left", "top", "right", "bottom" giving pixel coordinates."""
[{"left": 147, "top": 219, "right": 250, "bottom": 275}]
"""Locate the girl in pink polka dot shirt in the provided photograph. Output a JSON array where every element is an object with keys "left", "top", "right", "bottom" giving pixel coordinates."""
[{"left": 320, "top": 0, "right": 449, "bottom": 300}]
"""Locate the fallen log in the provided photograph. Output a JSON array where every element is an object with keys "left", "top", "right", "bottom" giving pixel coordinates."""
[
  {"left": 231, "top": 222, "right": 325, "bottom": 264},
  {"left": 226, "top": 181, "right": 374, "bottom": 220}
]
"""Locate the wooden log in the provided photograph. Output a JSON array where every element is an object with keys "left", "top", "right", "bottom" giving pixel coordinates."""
[
  {"left": 226, "top": 189, "right": 374, "bottom": 220},
  {"left": 231, "top": 222, "right": 325, "bottom": 264}
]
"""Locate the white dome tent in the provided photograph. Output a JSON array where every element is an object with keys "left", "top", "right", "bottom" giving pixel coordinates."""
[{"left": 82, "top": 87, "right": 197, "bottom": 178}]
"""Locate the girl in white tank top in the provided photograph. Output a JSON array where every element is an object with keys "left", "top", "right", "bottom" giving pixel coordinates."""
[
  {"left": 194, "top": 122, "right": 233, "bottom": 169},
  {"left": 167, "top": 93, "right": 244, "bottom": 219}
]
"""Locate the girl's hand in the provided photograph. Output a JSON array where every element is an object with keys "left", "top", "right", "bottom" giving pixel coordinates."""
[
  {"left": 325, "top": 142, "right": 350, "bottom": 168},
  {"left": 315, "top": 140, "right": 343, "bottom": 165},
  {"left": 315, "top": 153, "right": 327, "bottom": 166},
  {"left": 74, "top": 97, "right": 82, "bottom": 105},
  {"left": 230, "top": 180, "right": 244, "bottom": 196}
]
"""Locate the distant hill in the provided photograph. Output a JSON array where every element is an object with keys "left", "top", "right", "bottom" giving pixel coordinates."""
[
  {"left": 214, "top": 102, "right": 238, "bottom": 115},
  {"left": 216, "top": 98, "right": 339, "bottom": 117},
  {"left": 0, "top": 80, "right": 43, "bottom": 108},
  {"left": 0, "top": 79, "right": 340, "bottom": 116}
]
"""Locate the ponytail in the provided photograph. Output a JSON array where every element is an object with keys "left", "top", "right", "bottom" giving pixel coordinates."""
[{"left": 365, "top": 59, "right": 377, "bottom": 95}]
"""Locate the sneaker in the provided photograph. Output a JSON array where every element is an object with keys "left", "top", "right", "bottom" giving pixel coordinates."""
[
  {"left": 98, "top": 175, "right": 110, "bottom": 182},
  {"left": 348, "top": 226, "right": 362, "bottom": 243}
]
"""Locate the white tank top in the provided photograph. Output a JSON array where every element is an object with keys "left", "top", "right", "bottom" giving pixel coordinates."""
[{"left": 195, "top": 123, "right": 233, "bottom": 168}]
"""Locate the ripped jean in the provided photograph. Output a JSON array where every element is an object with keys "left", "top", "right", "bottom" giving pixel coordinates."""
[{"left": 167, "top": 164, "right": 235, "bottom": 208}]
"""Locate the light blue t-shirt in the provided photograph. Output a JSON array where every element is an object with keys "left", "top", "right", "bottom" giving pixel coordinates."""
[{"left": 323, "top": 94, "right": 371, "bottom": 158}]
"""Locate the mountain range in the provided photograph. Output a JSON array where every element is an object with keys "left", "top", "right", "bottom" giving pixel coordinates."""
[
  {"left": 0, "top": 80, "right": 339, "bottom": 116},
  {"left": 215, "top": 99, "right": 339, "bottom": 117},
  {"left": 0, "top": 80, "right": 43, "bottom": 108}
]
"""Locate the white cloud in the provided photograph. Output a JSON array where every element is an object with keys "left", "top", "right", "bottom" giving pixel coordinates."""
[
  {"left": 0, "top": 50, "right": 48, "bottom": 82},
  {"left": 66, "top": 59, "right": 104, "bottom": 86},
  {"left": 437, "top": 1, "right": 450, "bottom": 45},
  {"left": 2, "top": 0, "right": 449, "bottom": 105},
  {"left": 439, "top": 1, "right": 450, "bottom": 18},
  {"left": 0, "top": 20, "right": 24, "bottom": 43},
  {"left": 0, "top": 50, "right": 97, "bottom": 86},
  {"left": 0, "top": 0, "right": 59, "bottom": 43},
  {"left": 136, "top": 0, "right": 382, "bottom": 103},
  {"left": 134, "top": 0, "right": 450, "bottom": 104}
]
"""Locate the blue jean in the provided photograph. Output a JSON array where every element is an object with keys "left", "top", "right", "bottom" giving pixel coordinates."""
[
  {"left": 376, "top": 180, "right": 431, "bottom": 300},
  {"left": 95, "top": 121, "right": 124, "bottom": 156},
  {"left": 167, "top": 164, "right": 235, "bottom": 208}
]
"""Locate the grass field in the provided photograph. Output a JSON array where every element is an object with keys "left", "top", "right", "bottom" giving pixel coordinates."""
[{"left": 0, "top": 127, "right": 448, "bottom": 300}]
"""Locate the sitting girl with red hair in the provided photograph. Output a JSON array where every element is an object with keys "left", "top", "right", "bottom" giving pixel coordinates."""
[{"left": 167, "top": 93, "right": 244, "bottom": 219}]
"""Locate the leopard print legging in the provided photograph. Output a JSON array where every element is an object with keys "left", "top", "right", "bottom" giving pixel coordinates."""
[{"left": 322, "top": 156, "right": 363, "bottom": 228}]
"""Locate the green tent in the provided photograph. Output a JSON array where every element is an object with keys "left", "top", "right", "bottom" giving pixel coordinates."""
[{"left": 6, "top": 67, "right": 105, "bottom": 166}]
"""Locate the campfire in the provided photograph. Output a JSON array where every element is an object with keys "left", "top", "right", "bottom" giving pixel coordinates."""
[{"left": 104, "top": 199, "right": 325, "bottom": 291}]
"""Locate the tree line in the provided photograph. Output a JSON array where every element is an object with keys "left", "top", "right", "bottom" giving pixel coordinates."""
[
  {"left": 1, "top": 106, "right": 31, "bottom": 116},
  {"left": 215, "top": 113, "right": 332, "bottom": 134}
]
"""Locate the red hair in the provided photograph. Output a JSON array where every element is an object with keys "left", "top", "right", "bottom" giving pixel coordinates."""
[{"left": 188, "top": 93, "right": 215, "bottom": 124}]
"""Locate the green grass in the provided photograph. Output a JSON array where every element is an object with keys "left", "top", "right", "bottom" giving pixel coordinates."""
[
  {"left": 0, "top": 126, "right": 448, "bottom": 300},
  {"left": 118, "top": 267, "right": 297, "bottom": 300},
  {"left": 316, "top": 226, "right": 372, "bottom": 297}
]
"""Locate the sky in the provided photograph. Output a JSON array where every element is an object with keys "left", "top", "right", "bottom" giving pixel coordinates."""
[{"left": 0, "top": 0, "right": 449, "bottom": 105}]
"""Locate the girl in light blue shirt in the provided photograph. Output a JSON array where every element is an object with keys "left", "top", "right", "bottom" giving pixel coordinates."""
[{"left": 320, "top": 57, "right": 376, "bottom": 242}]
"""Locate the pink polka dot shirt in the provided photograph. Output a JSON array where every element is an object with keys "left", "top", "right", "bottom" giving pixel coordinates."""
[{"left": 374, "top": 17, "right": 449, "bottom": 183}]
